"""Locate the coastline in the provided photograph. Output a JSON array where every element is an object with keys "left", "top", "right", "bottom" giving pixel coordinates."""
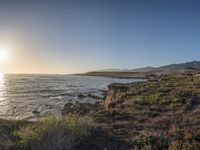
[
  {"left": 0, "top": 73, "right": 200, "bottom": 149},
  {"left": 76, "top": 71, "right": 147, "bottom": 79}
]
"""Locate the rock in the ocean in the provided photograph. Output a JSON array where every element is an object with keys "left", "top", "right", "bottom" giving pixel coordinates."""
[{"left": 32, "top": 110, "right": 40, "bottom": 115}]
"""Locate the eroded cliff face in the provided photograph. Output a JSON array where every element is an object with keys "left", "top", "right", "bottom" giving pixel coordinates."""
[{"left": 103, "top": 83, "right": 130, "bottom": 109}]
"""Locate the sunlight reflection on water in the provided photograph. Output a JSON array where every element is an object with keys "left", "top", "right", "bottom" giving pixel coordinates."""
[{"left": 0, "top": 74, "right": 9, "bottom": 115}]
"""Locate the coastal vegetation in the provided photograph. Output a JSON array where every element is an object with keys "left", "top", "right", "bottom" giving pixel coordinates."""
[
  {"left": 0, "top": 115, "right": 95, "bottom": 150},
  {"left": 15, "top": 115, "right": 94, "bottom": 150},
  {"left": 0, "top": 73, "right": 200, "bottom": 149}
]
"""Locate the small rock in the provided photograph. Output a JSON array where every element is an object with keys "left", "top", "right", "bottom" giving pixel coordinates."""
[
  {"left": 32, "top": 110, "right": 40, "bottom": 115},
  {"left": 78, "top": 94, "right": 86, "bottom": 98}
]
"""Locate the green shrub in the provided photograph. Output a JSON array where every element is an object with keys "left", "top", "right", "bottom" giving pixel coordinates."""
[
  {"left": 185, "top": 96, "right": 200, "bottom": 110},
  {"left": 15, "top": 114, "right": 94, "bottom": 150},
  {"left": 133, "top": 125, "right": 200, "bottom": 150},
  {"left": 169, "top": 126, "right": 200, "bottom": 150},
  {"left": 133, "top": 135, "right": 169, "bottom": 150}
]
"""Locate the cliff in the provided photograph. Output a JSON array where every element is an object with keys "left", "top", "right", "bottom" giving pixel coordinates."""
[{"left": 103, "top": 83, "right": 131, "bottom": 109}]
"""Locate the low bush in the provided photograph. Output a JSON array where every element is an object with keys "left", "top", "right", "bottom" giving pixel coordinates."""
[
  {"left": 169, "top": 126, "right": 200, "bottom": 150},
  {"left": 15, "top": 114, "right": 95, "bottom": 150},
  {"left": 133, "top": 125, "right": 200, "bottom": 150},
  {"left": 185, "top": 96, "right": 200, "bottom": 110},
  {"left": 133, "top": 135, "right": 169, "bottom": 150}
]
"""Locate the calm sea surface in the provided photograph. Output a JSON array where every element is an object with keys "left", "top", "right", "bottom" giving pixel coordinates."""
[{"left": 0, "top": 74, "right": 142, "bottom": 120}]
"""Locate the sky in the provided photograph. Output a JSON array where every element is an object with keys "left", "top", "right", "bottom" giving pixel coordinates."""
[{"left": 0, "top": 0, "right": 200, "bottom": 74}]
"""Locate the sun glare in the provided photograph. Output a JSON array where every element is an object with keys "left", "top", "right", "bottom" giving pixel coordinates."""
[{"left": 0, "top": 47, "right": 9, "bottom": 63}]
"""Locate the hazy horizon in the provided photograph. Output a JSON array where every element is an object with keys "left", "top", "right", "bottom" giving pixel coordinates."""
[{"left": 0, "top": 0, "right": 200, "bottom": 74}]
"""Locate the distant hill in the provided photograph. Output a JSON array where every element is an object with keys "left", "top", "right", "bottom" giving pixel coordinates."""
[
  {"left": 91, "top": 61, "right": 200, "bottom": 73},
  {"left": 156, "top": 61, "right": 200, "bottom": 71},
  {"left": 131, "top": 61, "right": 200, "bottom": 72},
  {"left": 82, "top": 61, "right": 200, "bottom": 78},
  {"left": 131, "top": 67, "right": 156, "bottom": 72},
  {"left": 98, "top": 69, "right": 125, "bottom": 72},
  {"left": 97, "top": 67, "right": 156, "bottom": 72}
]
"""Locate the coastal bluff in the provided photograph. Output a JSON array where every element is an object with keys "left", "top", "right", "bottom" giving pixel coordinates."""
[{"left": 103, "top": 83, "right": 132, "bottom": 109}]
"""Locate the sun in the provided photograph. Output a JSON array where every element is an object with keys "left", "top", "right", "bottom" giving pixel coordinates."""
[{"left": 0, "top": 47, "right": 9, "bottom": 63}]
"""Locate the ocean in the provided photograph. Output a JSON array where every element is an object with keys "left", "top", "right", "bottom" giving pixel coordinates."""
[{"left": 0, "top": 74, "right": 142, "bottom": 120}]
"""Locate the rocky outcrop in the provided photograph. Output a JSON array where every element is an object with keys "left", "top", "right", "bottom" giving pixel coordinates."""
[{"left": 103, "top": 83, "right": 130, "bottom": 109}]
